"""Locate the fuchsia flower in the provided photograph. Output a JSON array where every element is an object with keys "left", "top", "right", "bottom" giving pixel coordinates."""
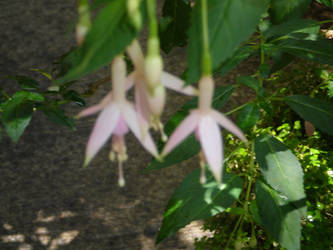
[
  {"left": 126, "top": 40, "right": 198, "bottom": 139},
  {"left": 77, "top": 56, "right": 158, "bottom": 187},
  {"left": 162, "top": 76, "right": 247, "bottom": 183}
]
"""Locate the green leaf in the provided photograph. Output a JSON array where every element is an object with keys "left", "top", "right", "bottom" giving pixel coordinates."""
[
  {"left": 156, "top": 169, "right": 243, "bottom": 244},
  {"left": 58, "top": 0, "right": 141, "bottom": 82},
  {"left": 237, "top": 76, "right": 261, "bottom": 93},
  {"left": 6, "top": 75, "right": 39, "bottom": 90},
  {"left": 255, "top": 180, "right": 303, "bottom": 250},
  {"left": 63, "top": 90, "right": 86, "bottom": 106},
  {"left": 187, "top": 0, "right": 269, "bottom": 84},
  {"left": 315, "top": 0, "right": 333, "bottom": 8},
  {"left": 42, "top": 105, "right": 76, "bottom": 130},
  {"left": 269, "top": 0, "right": 312, "bottom": 24},
  {"left": 277, "top": 38, "right": 333, "bottom": 66},
  {"left": 249, "top": 200, "right": 262, "bottom": 225},
  {"left": 264, "top": 19, "right": 320, "bottom": 40},
  {"left": 159, "top": 0, "right": 191, "bottom": 53},
  {"left": 218, "top": 46, "right": 255, "bottom": 77},
  {"left": 285, "top": 95, "right": 333, "bottom": 135},
  {"left": 146, "top": 85, "right": 234, "bottom": 171},
  {"left": 328, "top": 81, "right": 333, "bottom": 98},
  {"left": 255, "top": 134, "right": 306, "bottom": 215},
  {"left": 1, "top": 92, "right": 35, "bottom": 142},
  {"left": 270, "top": 52, "right": 295, "bottom": 73},
  {"left": 237, "top": 102, "right": 261, "bottom": 131}
]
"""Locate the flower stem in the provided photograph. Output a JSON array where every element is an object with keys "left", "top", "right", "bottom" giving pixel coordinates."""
[
  {"left": 225, "top": 101, "right": 250, "bottom": 116},
  {"left": 201, "top": 0, "right": 211, "bottom": 76},
  {"left": 146, "top": 0, "right": 158, "bottom": 38}
]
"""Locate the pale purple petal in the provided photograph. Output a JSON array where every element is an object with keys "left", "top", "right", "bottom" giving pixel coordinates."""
[
  {"left": 162, "top": 111, "right": 200, "bottom": 156},
  {"left": 210, "top": 110, "right": 247, "bottom": 142},
  {"left": 135, "top": 81, "right": 151, "bottom": 122},
  {"left": 122, "top": 103, "right": 158, "bottom": 158},
  {"left": 77, "top": 92, "right": 112, "bottom": 118},
  {"left": 84, "top": 103, "right": 120, "bottom": 166},
  {"left": 198, "top": 116, "right": 223, "bottom": 183},
  {"left": 161, "top": 72, "right": 198, "bottom": 96}
]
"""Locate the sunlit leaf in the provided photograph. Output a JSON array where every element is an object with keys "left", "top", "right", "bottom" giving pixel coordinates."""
[
  {"left": 156, "top": 169, "right": 242, "bottom": 243},
  {"left": 256, "top": 180, "right": 303, "bottom": 250},
  {"left": 255, "top": 134, "right": 306, "bottom": 216}
]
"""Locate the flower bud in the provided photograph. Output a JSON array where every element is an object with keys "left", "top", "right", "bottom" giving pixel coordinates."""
[
  {"left": 76, "top": 0, "right": 91, "bottom": 46},
  {"left": 147, "top": 84, "right": 166, "bottom": 118},
  {"left": 127, "top": 0, "right": 142, "bottom": 31},
  {"left": 144, "top": 54, "right": 163, "bottom": 90}
]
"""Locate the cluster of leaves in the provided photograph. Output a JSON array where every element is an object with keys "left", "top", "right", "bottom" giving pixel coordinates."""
[{"left": 0, "top": 70, "right": 82, "bottom": 142}]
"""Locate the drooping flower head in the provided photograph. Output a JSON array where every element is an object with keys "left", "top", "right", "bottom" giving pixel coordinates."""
[
  {"left": 77, "top": 56, "right": 158, "bottom": 187},
  {"left": 162, "top": 76, "right": 247, "bottom": 183},
  {"left": 126, "top": 39, "right": 198, "bottom": 141}
]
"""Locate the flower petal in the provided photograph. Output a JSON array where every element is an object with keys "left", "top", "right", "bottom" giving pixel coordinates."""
[
  {"left": 210, "top": 110, "right": 247, "bottom": 142},
  {"left": 125, "top": 72, "right": 135, "bottom": 91},
  {"left": 198, "top": 116, "right": 223, "bottom": 183},
  {"left": 161, "top": 111, "right": 200, "bottom": 156},
  {"left": 77, "top": 92, "right": 112, "bottom": 118},
  {"left": 122, "top": 102, "right": 159, "bottom": 158},
  {"left": 84, "top": 103, "right": 120, "bottom": 166},
  {"left": 161, "top": 72, "right": 198, "bottom": 96}
]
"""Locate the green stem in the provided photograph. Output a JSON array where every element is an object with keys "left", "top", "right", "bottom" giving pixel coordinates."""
[
  {"left": 146, "top": 0, "right": 158, "bottom": 38},
  {"left": 201, "top": 0, "right": 211, "bottom": 75},
  {"left": 225, "top": 101, "right": 250, "bottom": 116},
  {"left": 225, "top": 214, "right": 243, "bottom": 249}
]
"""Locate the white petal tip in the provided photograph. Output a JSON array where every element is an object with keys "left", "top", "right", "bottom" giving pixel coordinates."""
[{"left": 118, "top": 178, "right": 126, "bottom": 187}]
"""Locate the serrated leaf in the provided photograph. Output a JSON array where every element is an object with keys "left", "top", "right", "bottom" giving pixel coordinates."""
[
  {"left": 6, "top": 75, "right": 39, "bottom": 90},
  {"left": 269, "top": 0, "right": 311, "bottom": 24},
  {"left": 277, "top": 38, "right": 333, "bottom": 66},
  {"left": 156, "top": 170, "right": 242, "bottom": 243},
  {"left": 255, "top": 134, "right": 306, "bottom": 216},
  {"left": 255, "top": 180, "right": 303, "bottom": 250},
  {"left": 218, "top": 46, "right": 255, "bottom": 77},
  {"left": 42, "top": 105, "right": 76, "bottom": 130},
  {"left": 146, "top": 86, "right": 234, "bottom": 171},
  {"left": 159, "top": 0, "right": 191, "bottom": 53},
  {"left": 1, "top": 92, "right": 34, "bottom": 142},
  {"left": 187, "top": 0, "right": 269, "bottom": 84},
  {"left": 58, "top": 0, "right": 141, "bottom": 82},
  {"left": 286, "top": 95, "right": 333, "bottom": 135},
  {"left": 237, "top": 102, "right": 261, "bottom": 131}
]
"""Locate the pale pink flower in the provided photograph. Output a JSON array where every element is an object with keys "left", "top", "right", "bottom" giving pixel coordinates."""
[
  {"left": 77, "top": 56, "right": 158, "bottom": 186},
  {"left": 126, "top": 40, "right": 198, "bottom": 139},
  {"left": 161, "top": 76, "right": 247, "bottom": 183}
]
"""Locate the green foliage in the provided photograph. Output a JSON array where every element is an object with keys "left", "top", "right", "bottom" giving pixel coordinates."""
[
  {"left": 255, "top": 134, "right": 306, "bottom": 214},
  {"left": 156, "top": 169, "right": 243, "bottom": 244},
  {"left": 286, "top": 95, "right": 333, "bottom": 136},
  {"left": 0, "top": 91, "right": 44, "bottom": 142},
  {"left": 159, "top": 0, "right": 191, "bottom": 53},
  {"left": 187, "top": 0, "right": 269, "bottom": 84},
  {"left": 58, "top": 0, "right": 143, "bottom": 83},
  {"left": 237, "top": 102, "right": 261, "bottom": 132},
  {"left": 255, "top": 180, "right": 303, "bottom": 250},
  {"left": 269, "top": 0, "right": 312, "bottom": 24},
  {"left": 315, "top": 0, "right": 333, "bottom": 8}
]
